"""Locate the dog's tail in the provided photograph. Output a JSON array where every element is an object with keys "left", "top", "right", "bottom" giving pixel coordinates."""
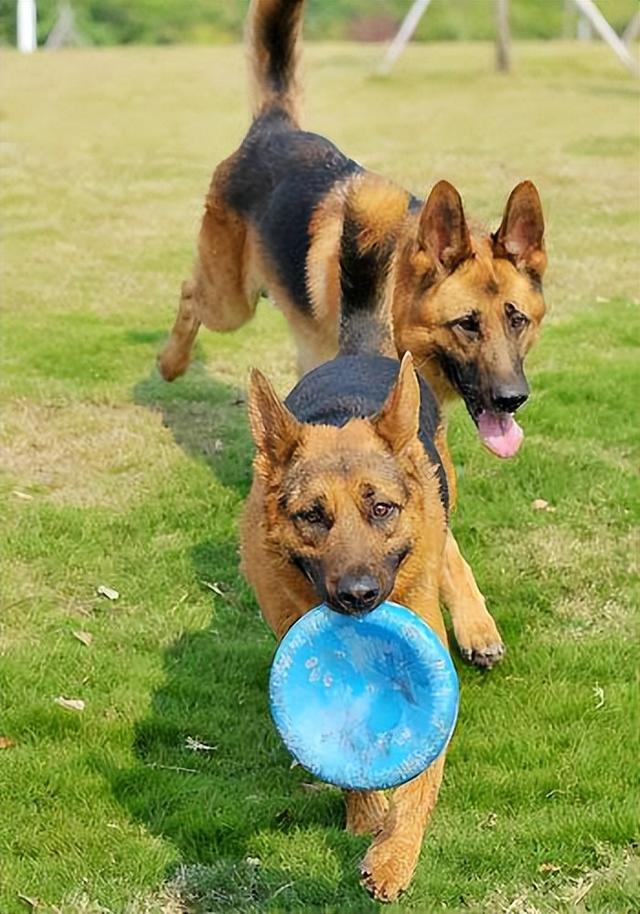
[
  {"left": 339, "top": 177, "right": 409, "bottom": 359},
  {"left": 247, "top": 0, "right": 304, "bottom": 124}
]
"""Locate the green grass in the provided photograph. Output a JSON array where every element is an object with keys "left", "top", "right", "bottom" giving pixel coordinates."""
[{"left": 2, "top": 41, "right": 639, "bottom": 914}]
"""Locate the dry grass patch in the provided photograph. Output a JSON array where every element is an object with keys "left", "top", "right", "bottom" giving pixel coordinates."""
[
  {"left": 490, "top": 523, "right": 637, "bottom": 641},
  {"left": 513, "top": 525, "right": 635, "bottom": 573},
  {"left": 0, "top": 399, "right": 178, "bottom": 510},
  {"left": 479, "top": 845, "right": 639, "bottom": 914},
  {"left": 29, "top": 888, "right": 186, "bottom": 914},
  {"left": 552, "top": 594, "right": 631, "bottom": 640}
]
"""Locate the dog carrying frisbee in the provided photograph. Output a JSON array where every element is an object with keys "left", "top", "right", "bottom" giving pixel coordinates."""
[{"left": 241, "top": 180, "right": 462, "bottom": 901}]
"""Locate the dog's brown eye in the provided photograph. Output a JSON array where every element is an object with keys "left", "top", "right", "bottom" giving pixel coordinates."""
[
  {"left": 296, "top": 506, "right": 325, "bottom": 525},
  {"left": 506, "top": 303, "right": 529, "bottom": 331},
  {"left": 372, "top": 502, "right": 396, "bottom": 520},
  {"left": 454, "top": 314, "right": 480, "bottom": 334}
]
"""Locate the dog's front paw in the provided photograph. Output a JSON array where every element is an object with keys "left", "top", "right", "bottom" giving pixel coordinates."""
[
  {"left": 455, "top": 612, "right": 505, "bottom": 669},
  {"left": 459, "top": 640, "right": 505, "bottom": 669},
  {"left": 360, "top": 836, "right": 417, "bottom": 903}
]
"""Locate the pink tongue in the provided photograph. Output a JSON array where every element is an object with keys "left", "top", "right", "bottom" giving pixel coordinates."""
[{"left": 477, "top": 410, "right": 524, "bottom": 459}]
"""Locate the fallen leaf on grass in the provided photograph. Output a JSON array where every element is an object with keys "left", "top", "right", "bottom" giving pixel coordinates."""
[
  {"left": 539, "top": 862, "right": 561, "bottom": 873},
  {"left": 593, "top": 683, "right": 605, "bottom": 710},
  {"left": 54, "top": 696, "right": 85, "bottom": 712},
  {"left": 185, "top": 736, "right": 217, "bottom": 752},
  {"left": 545, "top": 788, "right": 565, "bottom": 799},
  {"left": 532, "top": 498, "right": 556, "bottom": 512},
  {"left": 169, "top": 591, "right": 189, "bottom": 614},
  {"left": 0, "top": 736, "right": 16, "bottom": 749},
  {"left": 201, "top": 580, "right": 226, "bottom": 598},
  {"left": 97, "top": 584, "right": 119, "bottom": 601},
  {"left": 479, "top": 812, "right": 498, "bottom": 829},
  {"left": 569, "top": 879, "right": 595, "bottom": 905},
  {"left": 145, "top": 762, "right": 197, "bottom": 774},
  {"left": 12, "top": 490, "right": 33, "bottom": 501},
  {"left": 72, "top": 630, "right": 93, "bottom": 647}
]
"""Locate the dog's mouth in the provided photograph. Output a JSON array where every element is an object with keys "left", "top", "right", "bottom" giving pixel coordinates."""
[
  {"left": 439, "top": 354, "right": 525, "bottom": 459},
  {"left": 324, "top": 578, "right": 397, "bottom": 617},
  {"left": 292, "top": 548, "right": 410, "bottom": 615},
  {"left": 470, "top": 406, "right": 524, "bottom": 459}
]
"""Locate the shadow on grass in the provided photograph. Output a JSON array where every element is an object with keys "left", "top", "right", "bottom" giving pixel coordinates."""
[
  {"left": 108, "top": 537, "right": 375, "bottom": 911},
  {"left": 118, "top": 360, "right": 377, "bottom": 911},
  {"left": 132, "top": 350, "right": 253, "bottom": 496}
]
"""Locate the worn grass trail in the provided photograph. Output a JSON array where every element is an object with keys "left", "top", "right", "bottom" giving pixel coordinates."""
[{"left": 1, "top": 42, "right": 639, "bottom": 913}]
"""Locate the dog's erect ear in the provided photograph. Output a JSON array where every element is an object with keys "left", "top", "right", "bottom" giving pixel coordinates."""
[
  {"left": 247, "top": 369, "right": 302, "bottom": 466},
  {"left": 416, "top": 180, "right": 472, "bottom": 273},
  {"left": 492, "top": 181, "right": 546, "bottom": 278},
  {"left": 373, "top": 352, "right": 421, "bottom": 454}
]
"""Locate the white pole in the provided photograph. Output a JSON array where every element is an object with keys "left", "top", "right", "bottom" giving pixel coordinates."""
[
  {"left": 379, "top": 0, "right": 434, "bottom": 75},
  {"left": 17, "top": 0, "right": 37, "bottom": 53},
  {"left": 622, "top": 12, "right": 640, "bottom": 48},
  {"left": 576, "top": 15, "right": 592, "bottom": 41},
  {"left": 571, "top": 0, "right": 639, "bottom": 76},
  {"left": 495, "top": 0, "right": 511, "bottom": 72}
]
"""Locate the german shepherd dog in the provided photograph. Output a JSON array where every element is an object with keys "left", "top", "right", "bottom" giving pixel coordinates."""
[
  {"left": 241, "top": 180, "right": 454, "bottom": 901},
  {"left": 159, "top": 0, "right": 547, "bottom": 666}
]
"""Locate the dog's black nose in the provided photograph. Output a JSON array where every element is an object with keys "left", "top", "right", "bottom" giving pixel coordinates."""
[
  {"left": 334, "top": 573, "right": 381, "bottom": 613},
  {"left": 491, "top": 379, "right": 529, "bottom": 414}
]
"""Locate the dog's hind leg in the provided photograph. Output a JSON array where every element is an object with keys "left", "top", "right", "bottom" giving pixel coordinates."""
[
  {"left": 360, "top": 756, "right": 445, "bottom": 902},
  {"left": 345, "top": 790, "right": 389, "bottom": 836},
  {"left": 157, "top": 279, "right": 202, "bottom": 381},
  {"left": 158, "top": 163, "right": 259, "bottom": 381},
  {"left": 440, "top": 530, "right": 504, "bottom": 669}
]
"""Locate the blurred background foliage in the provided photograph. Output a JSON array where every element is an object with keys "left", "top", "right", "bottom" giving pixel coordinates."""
[{"left": 0, "top": 0, "right": 637, "bottom": 47}]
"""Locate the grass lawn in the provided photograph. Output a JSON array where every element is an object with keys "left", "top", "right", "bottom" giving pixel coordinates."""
[{"left": 2, "top": 40, "right": 639, "bottom": 914}]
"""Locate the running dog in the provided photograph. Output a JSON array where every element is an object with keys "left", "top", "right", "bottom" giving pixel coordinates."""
[
  {"left": 159, "top": 0, "right": 547, "bottom": 666},
  {"left": 241, "top": 180, "right": 454, "bottom": 901}
]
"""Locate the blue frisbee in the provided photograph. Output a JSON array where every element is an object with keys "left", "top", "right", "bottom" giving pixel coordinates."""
[{"left": 269, "top": 601, "right": 459, "bottom": 790}]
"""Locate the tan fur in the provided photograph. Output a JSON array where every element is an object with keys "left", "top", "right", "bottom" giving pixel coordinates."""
[
  {"left": 156, "top": 5, "right": 543, "bottom": 677},
  {"left": 159, "top": 173, "right": 545, "bottom": 406},
  {"left": 156, "top": 3, "right": 549, "bottom": 898},
  {"left": 392, "top": 222, "right": 546, "bottom": 409},
  {"left": 158, "top": 156, "right": 262, "bottom": 380},
  {"left": 157, "top": 0, "right": 548, "bottom": 683},
  {"left": 344, "top": 789, "right": 389, "bottom": 836},
  {"left": 158, "top": 177, "right": 541, "bottom": 668},
  {"left": 241, "top": 354, "right": 453, "bottom": 900},
  {"left": 346, "top": 177, "right": 411, "bottom": 251},
  {"left": 306, "top": 193, "right": 343, "bottom": 324},
  {"left": 159, "top": 154, "right": 545, "bottom": 404}
]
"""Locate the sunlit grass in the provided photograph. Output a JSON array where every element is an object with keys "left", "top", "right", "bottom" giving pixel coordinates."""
[{"left": 1, "top": 41, "right": 639, "bottom": 913}]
